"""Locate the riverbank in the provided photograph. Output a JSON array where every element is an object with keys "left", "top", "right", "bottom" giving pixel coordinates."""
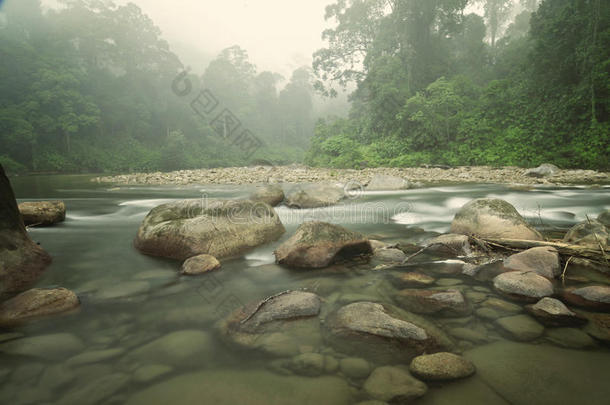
[{"left": 93, "top": 165, "right": 610, "bottom": 186}]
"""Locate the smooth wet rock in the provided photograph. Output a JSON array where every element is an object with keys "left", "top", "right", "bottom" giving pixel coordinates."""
[
  {"left": 250, "top": 184, "right": 284, "bottom": 207},
  {"left": 395, "top": 289, "right": 471, "bottom": 317},
  {"left": 339, "top": 357, "right": 370, "bottom": 379},
  {"left": 128, "top": 330, "right": 213, "bottom": 367},
  {"left": 545, "top": 327, "right": 595, "bottom": 349},
  {"left": 363, "top": 366, "right": 427, "bottom": 402},
  {"left": 66, "top": 348, "right": 125, "bottom": 367},
  {"left": 38, "top": 364, "right": 75, "bottom": 391},
  {"left": 391, "top": 272, "right": 436, "bottom": 288},
  {"left": 563, "top": 219, "right": 609, "bottom": 248},
  {"left": 524, "top": 163, "right": 559, "bottom": 178},
  {"left": 464, "top": 341, "right": 610, "bottom": 405},
  {"left": 493, "top": 271, "right": 554, "bottom": 302},
  {"left": 582, "top": 312, "right": 610, "bottom": 342},
  {"left": 133, "top": 364, "right": 173, "bottom": 383},
  {"left": 0, "top": 287, "right": 80, "bottom": 326},
  {"left": 481, "top": 297, "right": 522, "bottom": 314},
  {"left": 58, "top": 373, "right": 130, "bottom": 405},
  {"left": 562, "top": 286, "right": 610, "bottom": 311},
  {"left": 284, "top": 183, "right": 345, "bottom": 208},
  {"left": 525, "top": 297, "right": 586, "bottom": 326},
  {"left": 18, "top": 201, "right": 66, "bottom": 226},
  {"left": 0, "top": 164, "right": 52, "bottom": 296},
  {"left": 423, "top": 234, "right": 472, "bottom": 257},
  {"left": 372, "top": 248, "right": 406, "bottom": 263},
  {"left": 450, "top": 198, "right": 542, "bottom": 240},
  {"left": 180, "top": 254, "right": 221, "bottom": 275},
  {"left": 410, "top": 352, "right": 475, "bottom": 381},
  {"left": 495, "top": 314, "right": 544, "bottom": 341},
  {"left": 365, "top": 175, "right": 410, "bottom": 191},
  {"left": 326, "top": 302, "right": 448, "bottom": 362},
  {"left": 0, "top": 333, "right": 85, "bottom": 360},
  {"left": 134, "top": 199, "right": 285, "bottom": 261},
  {"left": 274, "top": 221, "right": 372, "bottom": 268},
  {"left": 448, "top": 327, "right": 489, "bottom": 344},
  {"left": 503, "top": 247, "right": 560, "bottom": 278},
  {"left": 126, "top": 370, "right": 352, "bottom": 405},
  {"left": 284, "top": 353, "right": 328, "bottom": 376}
]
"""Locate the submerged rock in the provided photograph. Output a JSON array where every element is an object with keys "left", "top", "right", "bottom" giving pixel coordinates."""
[
  {"left": 391, "top": 272, "right": 436, "bottom": 288},
  {"left": 562, "top": 286, "right": 610, "bottom": 311},
  {"left": 450, "top": 198, "right": 542, "bottom": 240},
  {"left": 127, "top": 330, "right": 213, "bottom": 367},
  {"left": 372, "top": 247, "right": 407, "bottom": 263},
  {"left": 395, "top": 289, "right": 471, "bottom": 317},
  {"left": 495, "top": 314, "right": 545, "bottom": 341},
  {"left": 409, "top": 352, "right": 475, "bottom": 381},
  {"left": 493, "top": 271, "right": 554, "bottom": 302},
  {"left": 503, "top": 247, "right": 560, "bottom": 279},
  {"left": 545, "top": 327, "right": 595, "bottom": 349},
  {"left": 0, "top": 287, "right": 80, "bottom": 326},
  {"left": 339, "top": 357, "right": 371, "bottom": 379},
  {"left": 0, "top": 164, "right": 52, "bottom": 297},
  {"left": 180, "top": 254, "right": 221, "bottom": 275},
  {"left": 0, "top": 333, "right": 85, "bottom": 360},
  {"left": 249, "top": 184, "right": 284, "bottom": 207},
  {"left": 18, "top": 201, "right": 66, "bottom": 227},
  {"left": 563, "top": 219, "right": 609, "bottom": 248},
  {"left": 365, "top": 175, "right": 410, "bottom": 191},
  {"left": 274, "top": 221, "right": 372, "bottom": 268},
  {"left": 524, "top": 163, "right": 559, "bottom": 178},
  {"left": 363, "top": 366, "right": 427, "bottom": 402},
  {"left": 284, "top": 183, "right": 345, "bottom": 208},
  {"left": 525, "top": 297, "right": 586, "bottom": 327},
  {"left": 134, "top": 199, "right": 285, "bottom": 261}
]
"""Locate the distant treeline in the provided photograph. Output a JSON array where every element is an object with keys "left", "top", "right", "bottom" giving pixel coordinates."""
[
  {"left": 0, "top": 0, "right": 322, "bottom": 173},
  {"left": 307, "top": 0, "right": 609, "bottom": 170}
]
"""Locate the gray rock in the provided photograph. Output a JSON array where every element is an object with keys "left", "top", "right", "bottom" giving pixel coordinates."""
[
  {"left": 581, "top": 312, "right": 610, "bottom": 342},
  {"left": 372, "top": 248, "right": 406, "bottom": 263},
  {"left": 18, "top": 200, "right": 66, "bottom": 226},
  {"left": 366, "top": 175, "right": 410, "bottom": 191},
  {"left": 180, "top": 254, "right": 221, "bottom": 275},
  {"left": 0, "top": 287, "right": 80, "bottom": 326},
  {"left": 562, "top": 285, "right": 610, "bottom": 311},
  {"left": 339, "top": 357, "right": 371, "bottom": 379},
  {"left": 128, "top": 330, "right": 213, "bottom": 367},
  {"left": 250, "top": 184, "right": 284, "bottom": 207},
  {"left": 524, "top": 163, "right": 559, "bottom": 178},
  {"left": 285, "top": 184, "right": 345, "bottom": 208},
  {"left": 464, "top": 341, "right": 610, "bottom": 405},
  {"left": 0, "top": 164, "right": 52, "bottom": 297},
  {"left": 526, "top": 297, "right": 586, "bottom": 326},
  {"left": 495, "top": 314, "right": 545, "bottom": 341},
  {"left": 503, "top": 247, "right": 560, "bottom": 279},
  {"left": 481, "top": 297, "right": 523, "bottom": 314},
  {"left": 0, "top": 333, "right": 85, "bottom": 360},
  {"left": 274, "top": 221, "right": 372, "bottom": 268},
  {"left": 395, "top": 289, "right": 471, "bottom": 317},
  {"left": 134, "top": 199, "right": 285, "bottom": 261},
  {"left": 363, "top": 366, "right": 427, "bottom": 402},
  {"left": 423, "top": 234, "right": 472, "bottom": 256},
  {"left": 493, "top": 271, "right": 554, "bottom": 301},
  {"left": 450, "top": 198, "right": 542, "bottom": 240},
  {"left": 410, "top": 352, "right": 475, "bottom": 381},
  {"left": 125, "top": 370, "right": 352, "bottom": 405},
  {"left": 285, "top": 353, "right": 327, "bottom": 376},
  {"left": 563, "top": 219, "right": 609, "bottom": 248}
]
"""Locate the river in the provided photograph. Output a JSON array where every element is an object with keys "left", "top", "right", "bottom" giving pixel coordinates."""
[{"left": 1, "top": 174, "right": 609, "bottom": 404}]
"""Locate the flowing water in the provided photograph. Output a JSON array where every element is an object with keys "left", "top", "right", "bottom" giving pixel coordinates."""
[{"left": 1, "top": 175, "right": 610, "bottom": 405}]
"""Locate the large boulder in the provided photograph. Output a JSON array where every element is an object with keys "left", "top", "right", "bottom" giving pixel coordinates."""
[
  {"left": 0, "top": 287, "right": 80, "bottom": 326},
  {"left": 493, "top": 271, "right": 554, "bottom": 302},
  {"left": 0, "top": 164, "right": 52, "bottom": 297},
  {"left": 18, "top": 201, "right": 66, "bottom": 227},
  {"left": 284, "top": 184, "right": 345, "bottom": 208},
  {"left": 503, "top": 247, "right": 560, "bottom": 279},
  {"left": 134, "top": 199, "right": 285, "bottom": 261},
  {"left": 450, "top": 198, "right": 543, "bottom": 240},
  {"left": 524, "top": 163, "right": 559, "bottom": 178},
  {"left": 563, "top": 219, "right": 609, "bottom": 248},
  {"left": 366, "top": 175, "right": 410, "bottom": 191},
  {"left": 325, "top": 302, "right": 451, "bottom": 362},
  {"left": 249, "top": 184, "right": 284, "bottom": 207},
  {"left": 274, "top": 222, "right": 372, "bottom": 268}
]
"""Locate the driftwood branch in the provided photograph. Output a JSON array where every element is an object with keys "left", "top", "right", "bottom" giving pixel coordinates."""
[{"left": 478, "top": 237, "right": 610, "bottom": 265}]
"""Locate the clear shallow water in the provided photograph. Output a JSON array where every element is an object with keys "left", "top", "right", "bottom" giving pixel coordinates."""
[{"left": 1, "top": 175, "right": 610, "bottom": 404}]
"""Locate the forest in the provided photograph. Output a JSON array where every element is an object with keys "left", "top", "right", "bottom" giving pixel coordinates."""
[{"left": 0, "top": 0, "right": 608, "bottom": 173}]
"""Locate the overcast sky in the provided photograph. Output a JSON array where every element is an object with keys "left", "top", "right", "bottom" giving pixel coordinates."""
[{"left": 113, "top": 0, "right": 335, "bottom": 76}]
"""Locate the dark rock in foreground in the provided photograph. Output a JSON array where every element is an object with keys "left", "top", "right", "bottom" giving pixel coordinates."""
[{"left": 134, "top": 199, "right": 285, "bottom": 261}]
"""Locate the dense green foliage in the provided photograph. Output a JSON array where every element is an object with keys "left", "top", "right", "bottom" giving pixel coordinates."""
[
  {"left": 308, "top": 0, "right": 610, "bottom": 169},
  {"left": 0, "top": 0, "right": 317, "bottom": 173}
]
